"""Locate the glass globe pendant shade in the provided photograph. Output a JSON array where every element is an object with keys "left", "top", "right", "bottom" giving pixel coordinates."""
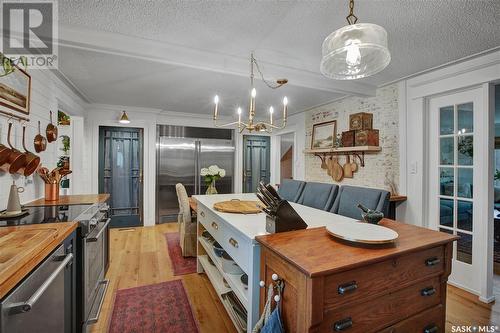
[{"left": 320, "top": 23, "right": 391, "bottom": 80}]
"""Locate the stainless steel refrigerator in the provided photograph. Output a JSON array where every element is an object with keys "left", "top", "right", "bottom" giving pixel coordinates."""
[{"left": 156, "top": 125, "right": 235, "bottom": 223}]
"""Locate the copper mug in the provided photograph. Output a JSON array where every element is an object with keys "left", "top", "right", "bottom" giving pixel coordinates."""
[
  {"left": 45, "top": 183, "right": 59, "bottom": 201},
  {"left": 1, "top": 122, "right": 26, "bottom": 174}
]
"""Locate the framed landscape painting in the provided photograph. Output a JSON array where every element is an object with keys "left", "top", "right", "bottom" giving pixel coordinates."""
[
  {"left": 0, "top": 64, "right": 31, "bottom": 116},
  {"left": 311, "top": 120, "right": 337, "bottom": 149}
]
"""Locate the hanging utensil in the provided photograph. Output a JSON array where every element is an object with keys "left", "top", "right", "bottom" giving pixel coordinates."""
[
  {"left": 34, "top": 121, "right": 47, "bottom": 153},
  {"left": 343, "top": 155, "right": 354, "bottom": 178},
  {"left": 0, "top": 126, "right": 12, "bottom": 167},
  {"left": 46, "top": 110, "right": 58, "bottom": 143},
  {"left": 320, "top": 154, "right": 327, "bottom": 169},
  {"left": 350, "top": 157, "right": 358, "bottom": 173},
  {"left": 19, "top": 124, "right": 41, "bottom": 176},
  {"left": 1, "top": 122, "right": 26, "bottom": 174},
  {"left": 326, "top": 156, "right": 333, "bottom": 176}
]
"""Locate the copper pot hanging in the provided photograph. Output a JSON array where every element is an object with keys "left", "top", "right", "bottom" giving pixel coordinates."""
[
  {"left": 1, "top": 122, "right": 26, "bottom": 174},
  {"left": 19, "top": 124, "right": 40, "bottom": 176},
  {"left": 46, "top": 110, "right": 58, "bottom": 143},
  {"left": 34, "top": 120, "right": 47, "bottom": 153},
  {"left": 0, "top": 134, "right": 10, "bottom": 168}
]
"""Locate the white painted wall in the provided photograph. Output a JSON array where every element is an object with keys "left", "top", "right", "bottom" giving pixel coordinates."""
[{"left": 0, "top": 69, "right": 87, "bottom": 210}]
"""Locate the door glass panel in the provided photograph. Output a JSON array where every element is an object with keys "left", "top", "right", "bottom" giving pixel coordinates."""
[
  {"left": 439, "top": 106, "right": 454, "bottom": 135},
  {"left": 457, "top": 200, "right": 473, "bottom": 232},
  {"left": 440, "top": 137, "right": 454, "bottom": 165},
  {"left": 457, "top": 232, "right": 472, "bottom": 264},
  {"left": 439, "top": 168, "right": 454, "bottom": 196},
  {"left": 457, "top": 168, "right": 473, "bottom": 198},
  {"left": 457, "top": 136, "right": 473, "bottom": 165},
  {"left": 457, "top": 103, "right": 473, "bottom": 134},
  {"left": 439, "top": 228, "right": 453, "bottom": 235},
  {"left": 439, "top": 198, "right": 454, "bottom": 228}
]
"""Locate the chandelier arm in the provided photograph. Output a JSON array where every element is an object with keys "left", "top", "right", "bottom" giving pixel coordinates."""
[{"left": 252, "top": 56, "right": 286, "bottom": 90}]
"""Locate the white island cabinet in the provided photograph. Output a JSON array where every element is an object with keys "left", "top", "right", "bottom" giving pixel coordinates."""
[{"left": 193, "top": 193, "right": 358, "bottom": 332}]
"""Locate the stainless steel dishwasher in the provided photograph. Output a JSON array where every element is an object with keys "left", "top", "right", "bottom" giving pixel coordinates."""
[{"left": 0, "top": 244, "right": 74, "bottom": 332}]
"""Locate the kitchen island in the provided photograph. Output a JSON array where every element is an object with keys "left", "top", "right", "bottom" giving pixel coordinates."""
[{"left": 194, "top": 193, "right": 457, "bottom": 332}]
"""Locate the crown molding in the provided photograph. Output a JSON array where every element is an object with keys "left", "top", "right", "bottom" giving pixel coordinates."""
[{"left": 58, "top": 24, "right": 376, "bottom": 97}]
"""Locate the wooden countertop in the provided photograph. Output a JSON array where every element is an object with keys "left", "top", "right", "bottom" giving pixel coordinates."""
[
  {"left": 255, "top": 219, "right": 458, "bottom": 278},
  {"left": 25, "top": 194, "right": 110, "bottom": 207},
  {"left": 0, "top": 222, "right": 78, "bottom": 299}
]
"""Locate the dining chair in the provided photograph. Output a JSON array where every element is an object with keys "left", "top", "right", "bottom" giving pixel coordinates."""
[
  {"left": 175, "top": 183, "right": 197, "bottom": 257},
  {"left": 297, "top": 182, "right": 339, "bottom": 211},
  {"left": 278, "top": 179, "right": 306, "bottom": 203},
  {"left": 330, "top": 185, "right": 390, "bottom": 220}
]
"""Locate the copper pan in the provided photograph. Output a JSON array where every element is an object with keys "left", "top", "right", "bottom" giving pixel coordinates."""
[
  {"left": 46, "top": 110, "right": 58, "bottom": 143},
  {"left": 34, "top": 121, "right": 47, "bottom": 153},
  {"left": 0, "top": 133, "right": 10, "bottom": 167},
  {"left": 19, "top": 124, "right": 40, "bottom": 176},
  {"left": 0, "top": 122, "right": 26, "bottom": 174}
]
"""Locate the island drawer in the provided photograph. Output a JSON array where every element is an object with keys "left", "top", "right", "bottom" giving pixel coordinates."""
[
  {"left": 323, "top": 246, "right": 444, "bottom": 310},
  {"left": 321, "top": 276, "right": 441, "bottom": 333},
  {"left": 221, "top": 229, "right": 250, "bottom": 274},
  {"left": 379, "top": 305, "right": 444, "bottom": 333},
  {"left": 198, "top": 206, "right": 224, "bottom": 241}
]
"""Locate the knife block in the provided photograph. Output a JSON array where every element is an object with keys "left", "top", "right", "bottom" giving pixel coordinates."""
[{"left": 265, "top": 200, "right": 308, "bottom": 234}]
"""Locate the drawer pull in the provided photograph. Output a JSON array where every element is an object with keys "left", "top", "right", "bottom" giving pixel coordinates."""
[
  {"left": 211, "top": 222, "right": 219, "bottom": 230},
  {"left": 421, "top": 287, "right": 436, "bottom": 297},
  {"left": 425, "top": 257, "right": 441, "bottom": 266},
  {"left": 200, "top": 211, "right": 205, "bottom": 217},
  {"left": 229, "top": 238, "right": 239, "bottom": 248},
  {"left": 338, "top": 281, "right": 358, "bottom": 295},
  {"left": 333, "top": 317, "right": 353, "bottom": 331},
  {"left": 423, "top": 324, "right": 438, "bottom": 333}
]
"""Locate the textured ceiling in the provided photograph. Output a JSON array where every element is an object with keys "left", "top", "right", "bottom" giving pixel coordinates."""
[
  {"left": 59, "top": 47, "right": 342, "bottom": 115},
  {"left": 57, "top": 0, "right": 500, "bottom": 111}
]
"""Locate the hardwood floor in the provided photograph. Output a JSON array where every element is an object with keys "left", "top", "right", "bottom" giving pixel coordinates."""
[
  {"left": 90, "top": 224, "right": 499, "bottom": 332},
  {"left": 89, "top": 223, "right": 237, "bottom": 333}
]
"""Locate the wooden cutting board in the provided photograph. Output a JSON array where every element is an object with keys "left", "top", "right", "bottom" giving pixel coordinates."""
[
  {"left": 213, "top": 200, "right": 262, "bottom": 214},
  {"left": 331, "top": 156, "right": 344, "bottom": 182},
  {"left": 0, "top": 228, "right": 58, "bottom": 283}
]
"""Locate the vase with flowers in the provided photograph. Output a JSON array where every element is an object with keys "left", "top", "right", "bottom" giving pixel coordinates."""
[{"left": 201, "top": 165, "right": 226, "bottom": 195}]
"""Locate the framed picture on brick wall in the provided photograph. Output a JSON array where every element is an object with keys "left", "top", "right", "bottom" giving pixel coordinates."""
[{"left": 311, "top": 120, "right": 337, "bottom": 149}]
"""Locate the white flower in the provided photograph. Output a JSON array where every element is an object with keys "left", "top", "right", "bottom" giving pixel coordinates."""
[
  {"left": 208, "top": 165, "right": 219, "bottom": 175},
  {"left": 219, "top": 169, "right": 226, "bottom": 178},
  {"left": 200, "top": 168, "right": 209, "bottom": 176}
]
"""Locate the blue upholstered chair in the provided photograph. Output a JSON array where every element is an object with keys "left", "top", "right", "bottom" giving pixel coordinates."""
[
  {"left": 330, "top": 185, "right": 390, "bottom": 220},
  {"left": 297, "top": 182, "right": 339, "bottom": 211},
  {"left": 278, "top": 179, "right": 306, "bottom": 203}
]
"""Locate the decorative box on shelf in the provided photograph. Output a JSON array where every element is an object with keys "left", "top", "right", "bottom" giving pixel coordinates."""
[{"left": 349, "top": 112, "right": 373, "bottom": 130}]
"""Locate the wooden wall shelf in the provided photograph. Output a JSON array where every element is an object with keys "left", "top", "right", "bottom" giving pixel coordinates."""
[{"left": 303, "top": 146, "right": 381, "bottom": 167}]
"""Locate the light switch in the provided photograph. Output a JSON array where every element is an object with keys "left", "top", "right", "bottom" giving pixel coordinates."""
[{"left": 410, "top": 162, "right": 418, "bottom": 174}]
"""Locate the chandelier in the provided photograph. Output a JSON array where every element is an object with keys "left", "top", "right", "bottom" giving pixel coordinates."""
[
  {"left": 320, "top": 0, "right": 391, "bottom": 80},
  {"left": 213, "top": 53, "right": 288, "bottom": 133}
]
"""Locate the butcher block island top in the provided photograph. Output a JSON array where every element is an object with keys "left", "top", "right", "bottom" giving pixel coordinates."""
[
  {"left": 25, "top": 193, "right": 110, "bottom": 207},
  {"left": 255, "top": 220, "right": 458, "bottom": 277},
  {"left": 0, "top": 222, "right": 78, "bottom": 299}
]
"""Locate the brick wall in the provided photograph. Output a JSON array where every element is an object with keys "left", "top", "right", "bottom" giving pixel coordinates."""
[{"left": 304, "top": 84, "right": 399, "bottom": 192}]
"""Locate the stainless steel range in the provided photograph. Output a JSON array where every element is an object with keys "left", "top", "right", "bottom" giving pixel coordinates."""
[{"left": 5, "top": 202, "right": 112, "bottom": 332}]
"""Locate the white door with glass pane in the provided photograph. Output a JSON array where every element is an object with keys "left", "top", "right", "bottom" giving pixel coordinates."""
[{"left": 428, "top": 87, "right": 486, "bottom": 295}]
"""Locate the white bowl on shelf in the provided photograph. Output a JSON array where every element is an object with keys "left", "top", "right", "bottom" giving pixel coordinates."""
[{"left": 221, "top": 252, "right": 244, "bottom": 275}]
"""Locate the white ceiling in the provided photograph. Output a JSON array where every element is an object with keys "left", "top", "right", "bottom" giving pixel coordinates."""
[{"left": 57, "top": 0, "right": 500, "bottom": 114}]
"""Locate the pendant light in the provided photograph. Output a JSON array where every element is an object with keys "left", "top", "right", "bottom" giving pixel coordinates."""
[
  {"left": 320, "top": 0, "right": 391, "bottom": 80},
  {"left": 119, "top": 111, "right": 130, "bottom": 124}
]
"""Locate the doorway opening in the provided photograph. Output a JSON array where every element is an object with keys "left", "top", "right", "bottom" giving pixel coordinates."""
[
  {"left": 493, "top": 85, "right": 500, "bottom": 277},
  {"left": 279, "top": 133, "right": 294, "bottom": 182},
  {"left": 98, "top": 126, "right": 144, "bottom": 227},
  {"left": 243, "top": 135, "right": 270, "bottom": 193}
]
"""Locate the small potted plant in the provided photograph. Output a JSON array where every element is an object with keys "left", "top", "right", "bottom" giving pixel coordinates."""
[{"left": 201, "top": 165, "right": 226, "bottom": 195}]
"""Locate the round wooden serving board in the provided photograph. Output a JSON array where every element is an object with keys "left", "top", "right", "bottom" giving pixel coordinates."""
[
  {"left": 326, "top": 222, "right": 399, "bottom": 245},
  {"left": 213, "top": 200, "right": 262, "bottom": 214}
]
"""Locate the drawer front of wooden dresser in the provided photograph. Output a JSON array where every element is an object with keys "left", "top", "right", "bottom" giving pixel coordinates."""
[
  {"left": 322, "top": 277, "right": 441, "bottom": 332},
  {"left": 324, "top": 246, "right": 444, "bottom": 310},
  {"left": 379, "top": 305, "right": 444, "bottom": 333}
]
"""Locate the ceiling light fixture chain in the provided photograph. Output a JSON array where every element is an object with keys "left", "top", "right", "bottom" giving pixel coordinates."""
[
  {"left": 346, "top": 0, "right": 358, "bottom": 25},
  {"left": 212, "top": 53, "right": 289, "bottom": 133}
]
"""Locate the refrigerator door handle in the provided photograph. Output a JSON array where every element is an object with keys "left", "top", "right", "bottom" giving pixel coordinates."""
[
  {"left": 194, "top": 141, "right": 198, "bottom": 195},
  {"left": 197, "top": 140, "right": 201, "bottom": 194}
]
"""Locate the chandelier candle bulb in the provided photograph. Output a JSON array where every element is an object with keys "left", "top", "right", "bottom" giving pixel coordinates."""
[
  {"left": 237, "top": 107, "right": 242, "bottom": 125},
  {"left": 283, "top": 97, "right": 288, "bottom": 119},
  {"left": 269, "top": 106, "right": 274, "bottom": 125},
  {"left": 213, "top": 95, "right": 219, "bottom": 119}
]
